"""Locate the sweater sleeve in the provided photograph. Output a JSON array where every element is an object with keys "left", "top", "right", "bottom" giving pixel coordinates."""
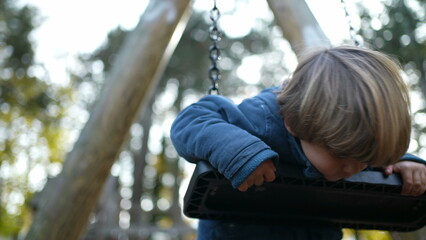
[
  {"left": 170, "top": 94, "right": 279, "bottom": 188},
  {"left": 401, "top": 153, "right": 426, "bottom": 165}
]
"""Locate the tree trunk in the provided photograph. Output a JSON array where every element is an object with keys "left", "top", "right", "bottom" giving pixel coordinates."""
[
  {"left": 267, "top": 0, "right": 330, "bottom": 56},
  {"left": 84, "top": 175, "right": 120, "bottom": 240},
  {"left": 129, "top": 100, "right": 153, "bottom": 233},
  {"left": 170, "top": 156, "right": 183, "bottom": 224},
  {"left": 24, "top": 1, "right": 192, "bottom": 239}
]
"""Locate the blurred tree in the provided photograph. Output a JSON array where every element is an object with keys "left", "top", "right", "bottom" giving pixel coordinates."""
[
  {"left": 360, "top": 0, "right": 426, "bottom": 96},
  {"left": 0, "top": 0, "right": 74, "bottom": 237},
  {"left": 24, "top": 1, "right": 193, "bottom": 239}
]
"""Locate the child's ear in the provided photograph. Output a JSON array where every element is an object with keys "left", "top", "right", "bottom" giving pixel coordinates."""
[{"left": 284, "top": 120, "right": 296, "bottom": 136}]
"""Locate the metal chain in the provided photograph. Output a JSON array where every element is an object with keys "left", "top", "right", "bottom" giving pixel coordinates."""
[
  {"left": 208, "top": 0, "right": 222, "bottom": 94},
  {"left": 340, "top": 0, "right": 363, "bottom": 46}
]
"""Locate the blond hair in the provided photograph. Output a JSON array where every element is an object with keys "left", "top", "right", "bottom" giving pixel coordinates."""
[{"left": 278, "top": 46, "right": 411, "bottom": 166}]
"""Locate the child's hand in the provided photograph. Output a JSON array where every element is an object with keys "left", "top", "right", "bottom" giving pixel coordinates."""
[
  {"left": 384, "top": 161, "right": 426, "bottom": 196},
  {"left": 237, "top": 159, "right": 276, "bottom": 192}
]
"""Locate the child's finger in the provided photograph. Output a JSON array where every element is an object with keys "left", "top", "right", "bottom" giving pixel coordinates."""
[
  {"left": 413, "top": 171, "right": 426, "bottom": 196},
  {"left": 384, "top": 165, "right": 393, "bottom": 176},
  {"left": 245, "top": 177, "right": 254, "bottom": 188},
  {"left": 420, "top": 171, "right": 426, "bottom": 195},
  {"left": 265, "top": 160, "right": 276, "bottom": 172},
  {"left": 401, "top": 171, "right": 414, "bottom": 196},
  {"left": 414, "top": 170, "right": 422, "bottom": 187},
  {"left": 392, "top": 164, "right": 409, "bottom": 195},
  {"left": 254, "top": 177, "right": 264, "bottom": 186},
  {"left": 264, "top": 170, "right": 276, "bottom": 182},
  {"left": 238, "top": 182, "right": 248, "bottom": 192}
]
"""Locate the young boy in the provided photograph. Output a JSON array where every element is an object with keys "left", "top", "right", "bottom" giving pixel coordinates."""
[{"left": 170, "top": 46, "right": 426, "bottom": 239}]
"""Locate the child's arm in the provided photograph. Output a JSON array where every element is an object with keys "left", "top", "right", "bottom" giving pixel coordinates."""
[
  {"left": 384, "top": 161, "right": 426, "bottom": 196},
  {"left": 171, "top": 93, "right": 279, "bottom": 189}
]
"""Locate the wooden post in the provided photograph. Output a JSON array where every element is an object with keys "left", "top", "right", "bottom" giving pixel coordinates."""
[
  {"left": 267, "top": 0, "right": 330, "bottom": 55},
  {"left": 24, "top": 0, "right": 192, "bottom": 239},
  {"left": 85, "top": 175, "right": 120, "bottom": 240},
  {"left": 129, "top": 103, "right": 153, "bottom": 232}
]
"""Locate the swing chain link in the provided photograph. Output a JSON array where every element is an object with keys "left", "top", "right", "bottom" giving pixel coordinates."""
[
  {"left": 340, "top": 0, "right": 363, "bottom": 46},
  {"left": 208, "top": 0, "right": 222, "bottom": 95}
]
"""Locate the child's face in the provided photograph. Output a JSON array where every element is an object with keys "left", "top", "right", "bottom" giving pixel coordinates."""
[{"left": 300, "top": 140, "right": 368, "bottom": 181}]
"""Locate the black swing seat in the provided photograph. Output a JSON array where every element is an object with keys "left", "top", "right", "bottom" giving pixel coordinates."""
[{"left": 184, "top": 161, "right": 426, "bottom": 232}]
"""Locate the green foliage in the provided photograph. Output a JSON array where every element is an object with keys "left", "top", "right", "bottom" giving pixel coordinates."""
[
  {"left": 360, "top": 0, "right": 426, "bottom": 90},
  {"left": 0, "top": 0, "right": 76, "bottom": 237},
  {"left": 0, "top": 1, "right": 35, "bottom": 71},
  {"left": 343, "top": 229, "right": 392, "bottom": 240},
  {"left": 0, "top": 206, "right": 21, "bottom": 237}
]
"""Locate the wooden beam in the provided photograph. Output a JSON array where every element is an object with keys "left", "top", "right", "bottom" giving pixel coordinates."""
[{"left": 267, "top": 0, "right": 331, "bottom": 56}]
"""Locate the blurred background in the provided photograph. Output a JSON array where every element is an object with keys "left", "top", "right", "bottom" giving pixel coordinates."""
[{"left": 0, "top": 0, "right": 425, "bottom": 239}]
